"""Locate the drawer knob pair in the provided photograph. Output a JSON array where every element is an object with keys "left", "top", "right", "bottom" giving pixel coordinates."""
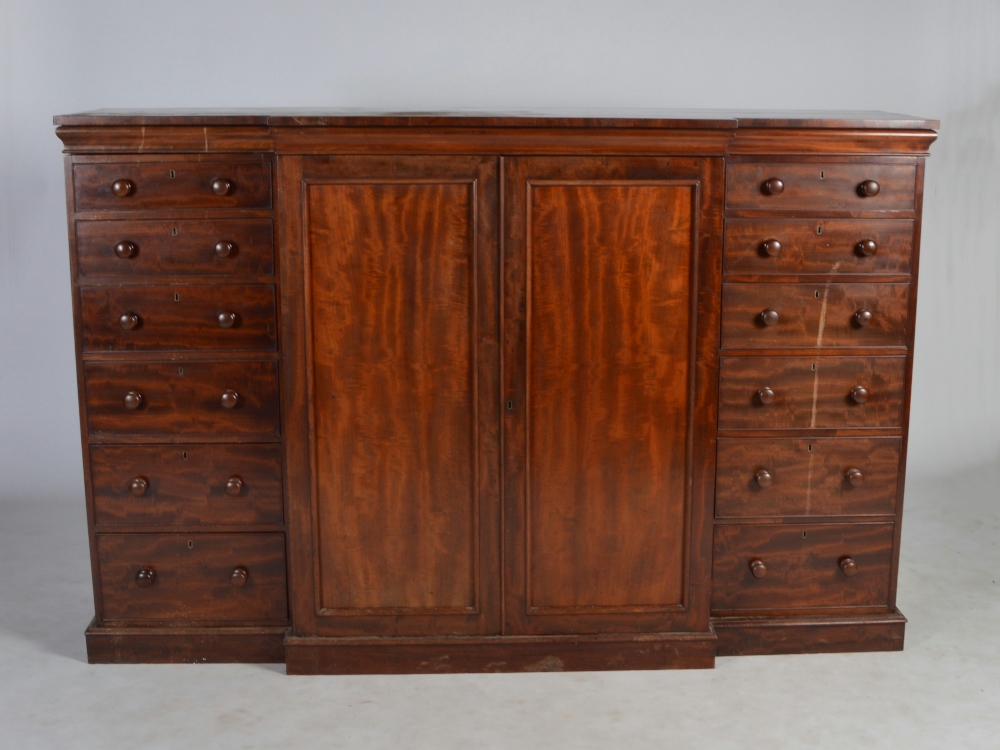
[
  {"left": 134, "top": 566, "right": 249, "bottom": 589},
  {"left": 747, "top": 557, "right": 860, "bottom": 579}
]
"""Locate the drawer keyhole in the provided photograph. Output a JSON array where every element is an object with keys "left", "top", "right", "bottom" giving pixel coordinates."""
[
  {"left": 174, "top": 293, "right": 180, "bottom": 302},
  {"left": 182, "top": 451, "right": 188, "bottom": 460},
  {"left": 171, "top": 226, "right": 178, "bottom": 236},
  {"left": 187, "top": 539, "right": 194, "bottom": 549},
  {"left": 802, "top": 531, "right": 808, "bottom": 539},
  {"left": 169, "top": 170, "right": 176, "bottom": 179},
  {"left": 820, "top": 170, "right": 825, "bottom": 179},
  {"left": 816, "top": 225, "right": 824, "bottom": 235},
  {"left": 814, "top": 290, "right": 821, "bottom": 299}
]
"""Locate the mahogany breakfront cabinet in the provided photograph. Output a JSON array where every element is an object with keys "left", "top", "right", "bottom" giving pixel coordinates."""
[{"left": 54, "top": 110, "right": 937, "bottom": 673}]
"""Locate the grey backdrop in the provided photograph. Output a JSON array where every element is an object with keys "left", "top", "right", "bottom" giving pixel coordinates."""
[{"left": 2, "top": 0, "right": 998, "bottom": 505}]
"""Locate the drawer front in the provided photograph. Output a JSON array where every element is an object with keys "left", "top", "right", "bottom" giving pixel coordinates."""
[
  {"left": 724, "top": 218, "right": 913, "bottom": 275},
  {"left": 84, "top": 360, "right": 279, "bottom": 437},
  {"left": 91, "top": 443, "right": 283, "bottom": 526},
  {"left": 80, "top": 284, "right": 277, "bottom": 352},
  {"left": 712, "top": 523, "right": 894, "bottom": 611},
  {"left": 718, "top": 356, "right": 906, "bottom": 430},
  {"left": 715, "top": 437, "right": 900, "bottom": 518},
  {"left": 97, "top": 533, "right": 287, "bottom": 622},
  {"left": 726, "top": 162, "right": 916, "bottom": 212},
  {"left": 721, "top": 283, "right": 909, "bottom": 349},
  {"left": 76, "top": 219, "right": 274, "bottom": 277},
  {"left": 73, "top": 161, "right": 272, "bottom": 211}
]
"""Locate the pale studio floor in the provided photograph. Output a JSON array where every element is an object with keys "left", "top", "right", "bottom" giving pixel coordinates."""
[{"left": 2, "top": 464, "right": 999, "bottom": 750}]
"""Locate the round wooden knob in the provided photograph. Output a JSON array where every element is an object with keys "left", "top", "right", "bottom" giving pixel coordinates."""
[
  {"left": 211, "top": 178, "right": 233, "bottom": 196},
  {"left": 749, "top": 558, "right": 767, "bottom": 579},
  {"left": 230, "top": 567, "right": 249, "bottom": 588},
  {"left": 128, "top": 477, "right": 148, "bottom": 496},
  {"left": 217, "top": 312, "right": 237, "bottom": 329},
  {"left": 857, "top": 180, "right": 880, "bottom": 197},
  {"left": 856, "top": 239, "right": 878, "bottom": 257},
  {"left": 846, "top": 468, "right": 865, "bottom": 487},
  {"left": 221, "top": 389, "right": 239, "bottom": 409},
  {"left": 850, "top": 385, "right": 869, "bottom": 404},
  {"left": 758, "top": 386, "right": 776, "bottom": 405},
  {"left": 135, "top": 568, "right": 156, "bottom": 588},
  {"left": 839, "top": 557, "right": 859, "bottom": 577},
  {"left": 854, "top": 309, "right": 873, "bottom": 327},
  {"left": 755, "top": 469, "right": 773, "bottom": 488},
  {"left": 119, "top": 312, "right": 140, "bottom": 330},
  {"left": 124, "top": 391, "right": 143, "bottom": 410},
  {"left": 225, "top": 476, "right": 244, "bottom": 496},
  {"left": 761, "top": 177, "right": 784, "bottom": 196},
  {"left": 759, "top": 308, "right": 780, "bottom": 327},
  {"left": 761, "top": 238, "right": 782, "bottom": 257},
  {"left": 114, "top": 241, "right": 137, "bottom": 259},
  {"left": 214, "top": 241, "right": 236, "bottom": 258},
  {"left": 111, "top": 179, "right": 134, "bottom": 198}
]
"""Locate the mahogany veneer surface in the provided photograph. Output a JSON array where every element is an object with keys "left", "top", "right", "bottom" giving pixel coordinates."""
[{"left": 56, "top": 109, "right": 935, "bottom": 670}]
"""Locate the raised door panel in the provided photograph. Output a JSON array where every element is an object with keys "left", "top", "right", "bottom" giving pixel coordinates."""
[
  {"left": 504, "top": 157, "right": 721, "bottom": 635},
  {"left": 297, "top": 156, "right": 500, "bottom": 636}
]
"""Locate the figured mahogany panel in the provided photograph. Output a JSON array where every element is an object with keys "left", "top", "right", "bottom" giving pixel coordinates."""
[
  {"left": 726, "top": 162, "right": 916, "bottom": 212},
  {"left": 715, "top": 437, "right": 900, "bottom": 518},
  {"left": 76, "top": 218, "right": 274, "bottom": 277},
  {"left": 712, "top": 523, "right": 894, "bottom": 612},
  {"left": 73, "top": 161, "right": 272, "bottom": 210},
  {"left": 84, "top": 360, "right": 279, "bottom": 436},
  {"left": 80, "top": 284, "right": 276, "bottom": 351},
  {"left": 306, "top": 172, "right": 491, "bottom": 626},
  {"left": 718, "top": 356, "right": 906, "bottom": 430},
  {"left": 97, "top": 533, "right": 287, "bottom": 622},
  {"left": 525, "top": 181, "right": 694, "bottom": 614},
  {"left": 90, "top": 443, "right": 283, "bottom": 526},
  {"left": 721, "top": 283, "right": 908, "bottom": 349},
  {"left": 724, "top": 218, "right": 913, "bottom": 275}
]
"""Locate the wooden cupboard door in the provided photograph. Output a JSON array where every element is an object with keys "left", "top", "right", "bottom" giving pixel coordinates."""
[
  {"left": 288, "top": 156, "right": 500, "bottom": 636},
  {"left": 503, "top": 157, "right": 721, "bottom": 635}
]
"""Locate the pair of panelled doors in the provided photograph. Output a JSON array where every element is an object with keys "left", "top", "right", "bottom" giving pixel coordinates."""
[{"left": 279, "top": 154, "right": 721, "bottom": 638}]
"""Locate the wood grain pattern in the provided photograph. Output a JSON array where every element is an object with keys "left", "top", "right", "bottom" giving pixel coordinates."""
[
  {"left": 84, "top": 360, "right": 279, "bottom": 436},
  {"left": 526, "top": 181, "right": 693, "bottom": 613},
  {"left": 724, "top": 218, "right": 913, "bottom": 275},
  {"left": 90, "top": 443, "right": 283, "bottom": 526},
  {"left": 715, "top": 437, "right": 900, "bottom": 518},
  {"left": 97, "top": 533, "right": 287, "bottom": 622},
  {"left": 73, "top": 161, "right": 272, "bottom": 210},
  {"left": 721, "top": 282, "right": 908, "bottom": 349},
  {"left": 726, "top": 162, "right": 916, "bottom": 212},
  {"left": 304, "top": 160, "right": 500, "bottom": 636},
  {"left": 76, "top": 218, "right": 274, "bottom": 277},
  {"left": 718, "top": 356, "right": 906, "bottom": 429},
  {"left": 80, "top": 284, "right": 276, "bottom": 351},
  {"left": 712, "top": 523, "right": 894, "bottom": 612}
]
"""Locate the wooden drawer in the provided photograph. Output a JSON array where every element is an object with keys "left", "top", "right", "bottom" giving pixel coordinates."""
[
  {"left": 718, "top": 356, "right": 906, "bottom": 430},
  {"left": 711, "top": 523, "right": 894, "bottom": 612},
  {"left": 80, "top": 284, "right": 277, "bottom": 352},
  {"left": 76, "top": 219, "right": 274, "bottom": 277},
  {"left": 90, "top": 443, "right": 283, "bottom": 526},
  {"left": 84, "top": 360, "right": 279, "bottom": 437},
  {"left": 726, "top": 162, "right": 916, "bottom": 212},
  {"left": 97, "top": 533, "right": 287, "bottom": 622},
  {"left": 715, "top": 437, "right": 901, "bottom": 518},
  {"left": 724, "top": 218, "right": 913, "bottom": 275},
  {"left": 721, "top": 283, "right": 909, "bottom": 349},
  {"left": 73, "top": 161, "right": 272, "bottom": 211}
]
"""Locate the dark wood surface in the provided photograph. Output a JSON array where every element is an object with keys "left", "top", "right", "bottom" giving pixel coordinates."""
[
  {"left": 718, "top": 355, "right": 906, "bottom": 429},
  {"left": 90, "top": 443, "right": 283, "bottom": 526},
  {"left": 76, "top": 218, "right": 274, "bottom": 277},
  {"left": 711, "top": 523, "right": 894, "bottom": 612},
  {"left": 96, "top": 533, "right": 288, "bottom": 623},
  {"left": 715, "top": 437, "right": 900, "bottom": 518},
  {"left": 73, "top": 161, "right": 272, "bottom": 210},
  {"left": 723, "top": 218, "right": 913, "bottom": 276},
  {"left": 721, "top": 282, "right": 908, "bottom": 349},
  {"left": 80, "top": 284, "right": 276, "bottom": 351},
  {"left": 726, "top": 162, "right": 917, "bottom": 212},
  {"left": 56, "top": 112, "right": 934, "bottom": 669},
  {"left": 84, "top": 360, "right": 280, "bottom": 436}
]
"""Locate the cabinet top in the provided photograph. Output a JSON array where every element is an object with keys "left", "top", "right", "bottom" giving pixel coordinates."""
[{"left": 53, "top": 108, "right": 939, "bottom": 130}]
